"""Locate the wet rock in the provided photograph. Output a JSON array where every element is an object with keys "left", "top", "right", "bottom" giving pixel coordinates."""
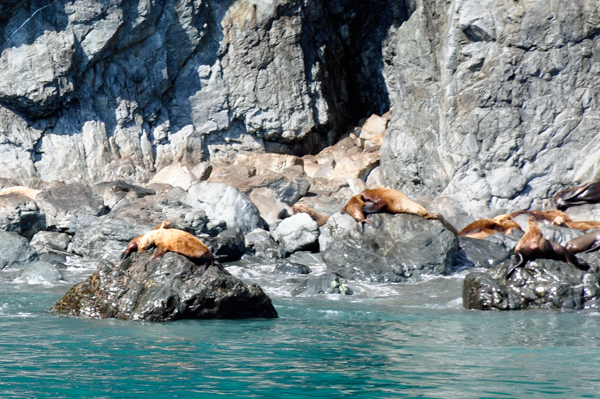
[
  {"left": 70, "top": 195, "right": 210, "bottom": 262},
  {"left": 322, "top": 213, "right": 458, "bottom": 282},
  {"left": 244, "top": 229, "right": 283, "bottom": 260},
  {"left": 276, "top": 213, "right": 320, "bottom": 255},
  {"left": 201, "top": 229, "right": 246, "bottom": 262},
  {"left": 0, "top": 231, "right": 37, "bottom": 269},
  {"left": 455, "top": 237, "right": 511, "bottom": 269},
  {"left": 18, "top": 261, "right": 63, "bottom": 284},
  {"left": 36, "top": 182, "right": 106, "bottom": 233},
  {"left": 291, "top": 273, "right": 352, "bottom": 296},
  {"left": 463, "top": 259, "right": 600, "bottom": 310},
  {"left": 274, "top": 261, "right": 311, "bottom": 275},
  {"left": 0, "top": 192, "right": 45, "bottom": 237},
  {"left": 186, "top": 182, "right": 263, "bottom": 233},
  {"left": 50, "top": 251, "right": 278, "bottom": 321},
  {"left": 92, "top": 180, "right": 155, "bottom": 210}
]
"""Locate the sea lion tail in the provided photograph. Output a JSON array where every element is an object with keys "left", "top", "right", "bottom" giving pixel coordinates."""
[{"left": 506, "top": 252, "right": 525, "bottom": 279}]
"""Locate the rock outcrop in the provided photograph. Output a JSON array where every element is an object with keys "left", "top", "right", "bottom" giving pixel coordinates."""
[{"left": 50, "top": 250, "right": 278, "bottom": 321}]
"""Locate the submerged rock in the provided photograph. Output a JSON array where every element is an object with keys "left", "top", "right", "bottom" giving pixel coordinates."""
[
  {"left": 291, "top": 273, "right": 353, "bottom": 296},
  {"left": 463, "top": 259, "right": 600, "bottom": 311},
  {"left": 322, "top": 213, "right": 457, "bottom": 282},
  {"left": 50, "top": 251, "right": 278, "bottom": 321}
]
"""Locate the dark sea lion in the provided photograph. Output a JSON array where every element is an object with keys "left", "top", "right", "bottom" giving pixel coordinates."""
[
  {"left": 565, "top": 231, "right": 600, "bottom": 254},
  {"left": 342, "top": 194, "right": 372, "bottom": 232},
  {"left": 292, "top": 204, "right": 329, "bottom": 226},
  {"left": 506, "top": 216, "right": 589, "bottom": 278},
  {"left": 120, "top": 220, "right": 172, "bottom": 260},
  {"left": 458, "top": 218, "right": 521, "bottom": 239},
  {"left": 554, "top": 182, "right": 600, "bottom": 210}
]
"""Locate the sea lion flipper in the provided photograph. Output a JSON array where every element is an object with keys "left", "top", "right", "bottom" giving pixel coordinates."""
[
  {"left": 583, "top": 241, "right": 600, "bottom": 253},
  {"left": 506, "top": 252, "right": 525, "bottom": 278}
]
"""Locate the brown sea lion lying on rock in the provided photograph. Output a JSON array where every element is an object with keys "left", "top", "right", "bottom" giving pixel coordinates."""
[
  {"left": 292, "top": 204, "right": 329, "bottom": 226},
  {"left": 557, "top": 221, "right": 600, "bottom": 231},
  {"left": 121, "top": 221, "right": 223, "bottom": 275},
  {"left": 554, "top": 182, "right": 600, "bottom": 210},
  {"left": 505, "top": 216, "right": 589, "bottom": 278},
  {"left": 342, "top": 194, "right": 372, "bottom": 232},
  {"left": 493, "top": 210, "right": 571, "bottom": 225},
  {"left": 458, "top": 219, "right": 521, "bottom": 239}
]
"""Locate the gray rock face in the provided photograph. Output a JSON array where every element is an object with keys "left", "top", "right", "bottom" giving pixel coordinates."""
[
  {"left": 322, "top": 213, "right": 458, "bottom": 282},
  {"left": 244, "top": 229, "right": 283, "bottom": 260},
  {"left": 463, "top": 259, "right": 600, "bottom": 310},
  {"left": 50, "top": 250, "right": 278, "bottom": 321},
  {"left": 381, "top": 0, "right": 600, "bottom": 217},
  {"left": 0, "top": 231, "right": 37, "bottom": 269},
  {"left": 455, "top": 236, "right": 511, "bottom": 269},
  {"left": 92, "top": 180, "right": 155, "bottom": 210},
  {"left": 276, "top": 213, "right": 320, "bottom": 255},
  {"left": 36, "top": 182, "right": 106, "bottom": 232},
  {"left": 70, "top": 195, "right": 210, "bottom": 261}
]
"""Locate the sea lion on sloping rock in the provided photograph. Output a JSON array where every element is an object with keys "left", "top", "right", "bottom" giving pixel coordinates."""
[
  {"left": 360, "top": 188, "right": 435, "bottom": 218},
  {"left": 342, "top": 194, "right": 372, "bottom": 232},
  {"left": 565, "top": 231, "right": 600, "bottom": 254},
  {"left": 554, "top": 182, "right": 600, "bottom": 210},
  {"left": 506, "top": 216, "right": 589, "bottom": 278},
  {"left": 292, "top": 204, "right": 329, "bottom": 226},
  {"left": 458, "top": 219, "right": 521, "bottom": 239},
  {"left": 120, "top": 220, "right": 172, "bottom": 260},
  {"left": 560, "top": 221, "right": 600, "bottom": 231}
]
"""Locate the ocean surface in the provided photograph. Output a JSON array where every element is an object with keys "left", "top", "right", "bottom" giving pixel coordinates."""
[{"left": 2, "top": 258, "right": 600, "bottom": 398}]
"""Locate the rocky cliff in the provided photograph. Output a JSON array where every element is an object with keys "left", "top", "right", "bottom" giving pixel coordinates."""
[{"left": 1, "top": 0, "right": 599, "bottom": 217}]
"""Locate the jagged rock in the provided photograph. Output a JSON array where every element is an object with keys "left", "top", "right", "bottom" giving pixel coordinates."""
[
  {"left": 0, "top": 192, "right": 45, "bottom": 237},
  {"left": 248, "top": 187, "right": 292, "bottom": 226},
  {"left": 50, "top": 251, "right": 278, "bottom": 321},
  {"left": 200, "top": 229, "right": 246, "bottom": 262},
  {"left": 36, "top": 182, "right": 106, "bottom": 232},
  {"left": 329, "top": 149, "right": 380, "bottom": 180},
  {"left": 70, "top": 195, "right": 211, "bottom": 262},
  {"left": 274, "top": 261, "right": 312, "bottom": 275},
  {"left": 18, "top": 261, "right": 64, "bottom": 284},
  {"left": 359, "top": 114, "right": 387, "bottom": 145},
  {"left": 0, "top": 231, "right": 37, "bottom": 269},
  {"left": 463, "top": 259, "right": 600, "bottom": 310},
  {"left": 233, "top": 171, "right": 311, "bottom": 206},
  {"left": 244, "top": 229, "right": 283, "bottom": 260},
  {"left": 234, "top": 153, "right": 303, "bottom": 175},
  {"left": 322, "top": 213, "right": 457, "bottom": 282},
  {"left": 92, "top": 180, "right": 155, "bottom": 210},
  {"left": 208, "top": 164, "right": 255, "bottom": 184},
  {"left": 185, "top": 182, "right": 263, "bottom": 233},
  {"left": 276, "top": 213, "right": 320, "bottom": 255}
]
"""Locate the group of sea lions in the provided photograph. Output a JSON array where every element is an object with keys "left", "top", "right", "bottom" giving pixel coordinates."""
[{"left": 122, "top": 181, "right": 600, "bottom": 281}]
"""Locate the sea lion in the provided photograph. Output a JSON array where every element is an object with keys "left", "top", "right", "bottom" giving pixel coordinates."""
[
  {"left": 458, "top": 219, "right": 521, "bottom": 239},
  {"left": 292, "top": 204, "right": 329, "bottom": 226},
  {"left": 342, "top": 194, "right": 372, "bottom": 232},
  {"left": 137, "top": 228, "right": 223, "bottom": 275},
  {"left": 565, "top": 231, "right": 600, "bottom": 254},
  {"left": 493, "top": 210, "right": 571, "bottom": 225},
  {"left": 120, "top": 220, "right": 172, "bottom": 260},
  {"left": 562, "top": 221, "right": 600, "bottom": 231},
  {"left": 554, "top": 182, "right": 600, "bottom": 210},
  {"left": 0, "top": 186, "right": 42, "bottom": 201},
  {"left": 359, "top": 188, "right": 434, "bottom": 218},
  {"left": 505, "top": 216, "right": 589, "bottom": 278}
]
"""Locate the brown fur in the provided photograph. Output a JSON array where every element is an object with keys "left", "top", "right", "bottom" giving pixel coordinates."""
[
  {"left": 292, "top": 204, "right": 329, "bottom": 226},
  {"left": 458, "top": 219, "right": 521, "bottom": 239},
  {"left": 564, "top": 221, "right": 600, "bottom": 231},
  {"left": 360, "top": 188, "right": 430, "bottom": 217},
  {"left": 506, "top": 216, "right": 588, "bottom": 278},
  {"left": 120, "top": 221, "right": 172, "bottom": 260},
  {"left": 493, "top": 210, "right": 571, "bottom": 225},
  {"left": 342, "top": 194, "right": 372, "bottom": 232},
  {"left": 0, "top": 186, "right": 41, "bottom": 201},
  {"left": 138, "top": 228, "right": 214, "bottom": 264}
]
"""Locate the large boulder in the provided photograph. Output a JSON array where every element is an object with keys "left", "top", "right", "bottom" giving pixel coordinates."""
[
  {"left": 276, "top": 213, "right": 320, "bottom": 255},
  {"left": 0, "top": 231, "right": 37, "bottom": 269},
  {"left": 92, "top": 180, "right": 155, "bottom": 210},
  {"left": 0, "top": 192, "right": 45, "bottom": 237},
  {"left": 463, "top": 258, "right": 600, "bottom": 310},
  {"left": 70, "top": 195, "right": 210, "bottom": 262},
  {"left": 322, "top": 213, "right": 458, "bottom": 282},
  {"left": 50, "top": 251, "right": 278, "bottom": 321}
]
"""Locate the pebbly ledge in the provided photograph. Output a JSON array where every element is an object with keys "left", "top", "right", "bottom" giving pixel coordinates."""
[{"left": 50, "top": 250, "right": 278, "bottom": 321}]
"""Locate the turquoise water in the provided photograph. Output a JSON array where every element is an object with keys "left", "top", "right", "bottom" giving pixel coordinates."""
[{"left": 2, "top": 266, "right": 600, "bottom": 398}]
